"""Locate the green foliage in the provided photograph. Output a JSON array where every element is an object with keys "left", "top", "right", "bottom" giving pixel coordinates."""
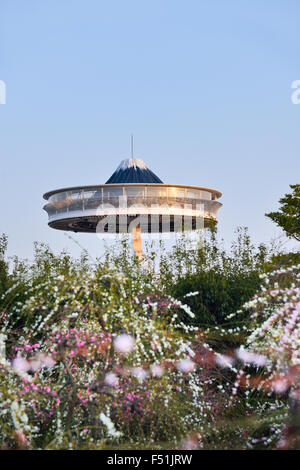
[
  {"left": 161, "top": 227, "right": 270, "bottom": 327},
  {"left": 170, "top": 270, "right": 261, "bottom": 327},
  {"left": 266, "top": 184, "right": 300, "bottom": 241},
  {"left": 0, "top": 241, "right": 218, "bottom": 450},
  {"left": 0, "top": 234, "right": 9, "bottom": 298},
  {"left": 158, "top": 227, "right": 269, "bottom": 281},
  {"left": 263, "top": 250, "right": 300, "bottom": 273},
  {"left": 0, "top": 228, "right": 299, "bottom": 450}
]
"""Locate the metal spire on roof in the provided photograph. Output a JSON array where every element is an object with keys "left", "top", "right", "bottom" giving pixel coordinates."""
[{"left": 131, "top": 134, "right": 134, "bottom": 158}]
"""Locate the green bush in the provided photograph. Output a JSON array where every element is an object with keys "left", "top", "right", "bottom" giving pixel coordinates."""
[
  {"left": 0, "top": 229, "right": 299, "bottom": 449},
  {"left": 170, "top": 269, "right": 261, "bottom": 326},
  {"left": 159, "top": 227, "right": 271, "bottom": 328}
]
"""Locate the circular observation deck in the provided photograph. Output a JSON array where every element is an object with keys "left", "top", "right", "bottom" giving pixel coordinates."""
[{"left": 43, "top": 183, "right": 222, "bottom": 234}]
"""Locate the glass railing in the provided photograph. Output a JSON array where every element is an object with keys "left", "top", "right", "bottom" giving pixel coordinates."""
[
  {"left": 44, "top": 186, "right": 222, "bottom": 221},
  {"left": 48, "top": 186, "right": 213, "bottom": 203}
]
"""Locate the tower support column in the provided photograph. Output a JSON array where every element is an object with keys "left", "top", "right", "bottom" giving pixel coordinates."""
[{"left": 131, "top": 225, "right": 144, "bottom": 260}]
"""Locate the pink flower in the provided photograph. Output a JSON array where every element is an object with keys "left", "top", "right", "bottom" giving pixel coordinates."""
[
  {"left": 104, "top": 372, "right": 119, "bottom": 387},
  {"left": 14, "top": 430, "right": 29, "bottom": 448},
  {"left": 12, "top": 357, "right": 30, "bottom": 374},
  {"left": 294, "top": 302, "right": 300, "bottom": 313},
  {"left": 215, "top": 354, "right": 235, "bottom": 368},
  {"left": 272, "top": 378, "right": 289, "bottom": 394},
  {"left": 131, "top": 367, "right": 148, "bottom": 382},
  {"left": 40, "top": 354, "right": 56, "bottom": 368},
  {"left": 150, "top": 364, "right": 164, "bottom": 377},
  {"left": 236, "top": 348, "right": 267, "bottom": 367},
  {"left": 113, "top": 334, "right": 135, "bottom": 354},
  {"left": 177, "top": 359, "right": 195, "bottom": 374},
  {"left": 181, "top": 436, "right": 199, "bottom": 450},
  {"left": 30, "top": 359, "right": 42, "bottom": 371}
]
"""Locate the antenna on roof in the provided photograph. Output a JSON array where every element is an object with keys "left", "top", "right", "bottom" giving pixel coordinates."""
[{"left": 131, "top": 134, "right": 134, "bottom": 158}]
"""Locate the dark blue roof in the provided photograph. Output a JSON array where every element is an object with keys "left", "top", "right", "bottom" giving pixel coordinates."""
[{"left": 105, "top": 158, "right": 163, "bottom": 184}]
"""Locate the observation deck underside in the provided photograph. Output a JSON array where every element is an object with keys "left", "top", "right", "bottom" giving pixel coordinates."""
[
  {"left": 47, "top": 214, "right": 217, "bottom": 233},
  {"left": 43, "top": 183, "right": 222, "bottom": 234}
]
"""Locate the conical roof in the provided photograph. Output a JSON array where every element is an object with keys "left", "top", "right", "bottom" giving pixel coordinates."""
[{"left": 105, "top": 158, "right": 163, "bottom": 184}]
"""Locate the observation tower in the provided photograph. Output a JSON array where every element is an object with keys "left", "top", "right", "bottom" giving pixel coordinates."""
[{"left": 43, "top": 156, "right": 222, "bottom": 259}]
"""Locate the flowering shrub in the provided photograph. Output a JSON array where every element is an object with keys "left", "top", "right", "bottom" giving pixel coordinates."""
[
  {"left": 0, "top": 247, "right": 231, "bottom": 450},
  {"left": 0, "top": 235, "right": 299, "bottom": 450},
  {"left": 191, "top": 264, "right": 300, "bottom": 449}
]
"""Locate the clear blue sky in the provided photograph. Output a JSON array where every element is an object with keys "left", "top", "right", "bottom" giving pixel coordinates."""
[{"left": 0, "top": 0, "right": 299, "bottom": 261}]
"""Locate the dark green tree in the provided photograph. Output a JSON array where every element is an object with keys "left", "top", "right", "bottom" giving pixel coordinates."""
[
  {"left": 266, "top": 184, "right": 300, "bottom": 241},
  {"left": 0, "top": 234, "right": 9, "bottom": 297}
]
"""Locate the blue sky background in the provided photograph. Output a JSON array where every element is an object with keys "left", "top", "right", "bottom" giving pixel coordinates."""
[{"left": 0, "top": 0, "right": 299, "bottom": 261}]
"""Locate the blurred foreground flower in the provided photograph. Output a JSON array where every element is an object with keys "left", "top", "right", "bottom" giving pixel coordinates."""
[
  {"left": 104, "top": 372, "right": 119, "bottom": 387},
  {"left": 11, "top": 357, "right": 30, "bottom": 374},
  {"left": 215, "top": 354, "right": 234, "bottom": 368},
  {"left": 113, "top": 334, "right": 135, "bottom": 354},
  {"left": 177, "top": 359, "right": 195, "bottom": 374},
  {"left": 150, "top": 363, "right": 164, "bottom": 377},
  {"left": 181, "top": 432, "right": 201, "bottom": 450},
  {"left": 131, "top": 367, "right": 148, "bottom": 382},
  {"left": 236, "top": 347, "right": 267, "bottom": 367}
]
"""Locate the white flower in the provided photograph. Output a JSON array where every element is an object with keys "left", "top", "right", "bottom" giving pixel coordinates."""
[
  {"left": 10, "top": 401, "right": 29, "bottom": 431},
  {"left": 0, "top": 333, "right": 6, "bottom": 361},
  {"left": 100, "top": 412, "right": 122, "bottom": 438},
  {"left": 113, "top": 334, "right": 135, "bottom": 354},
  {"left": 184, "top": 291, "right": 199, "bottom": 298},
  {"left": 177, "top": 359, "right": 195, "bottom": 374},
  {"left": 104, "top": 372, "right": 119, "bottom": 387}
]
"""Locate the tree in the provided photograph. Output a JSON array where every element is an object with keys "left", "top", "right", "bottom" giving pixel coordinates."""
[
  {"left": 0, "top": 234, "right": 9, "bottom": 297},
  {"left": 266, "top": 184, "right": 300, "bottom": 242}
]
